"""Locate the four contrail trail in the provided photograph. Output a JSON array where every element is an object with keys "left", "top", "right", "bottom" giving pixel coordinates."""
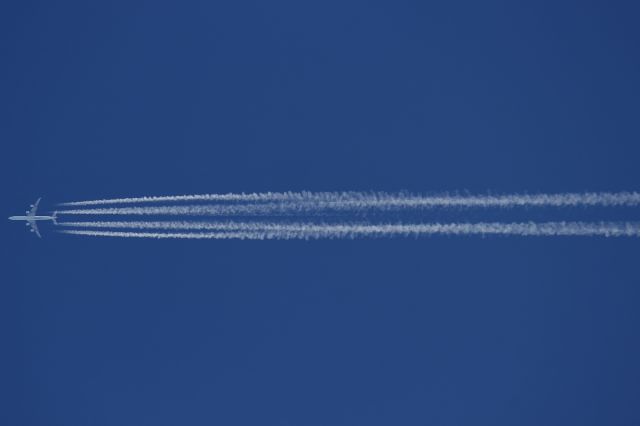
[
  {"left": 58, "top": 221, "right": 640, "bottom": 239},
  {"left": 59, "top": 191, "right": 640, "bottom": 208},
  {"left": 54, "top": 191, "right": 640, "bottom": 240}
]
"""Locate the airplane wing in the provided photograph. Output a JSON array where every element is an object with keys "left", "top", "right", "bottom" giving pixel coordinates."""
[
  {"left": 28, "top": 219, "right": 41, "bottom": 238},
  {"left": 28, "top": 197, "right": 41, "bottom": 217}
]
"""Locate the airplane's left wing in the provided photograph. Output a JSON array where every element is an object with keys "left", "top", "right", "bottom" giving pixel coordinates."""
[
  {"left": 28, "top": 197, "right": 41, "bottom": 217},
  {"left": 29, "top": 219, "right": 41, "bottom": 238}
]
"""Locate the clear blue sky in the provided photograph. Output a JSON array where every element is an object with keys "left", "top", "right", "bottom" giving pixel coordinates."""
[{"left": 2, "top": 1, "right": 640, "bottom": 425}]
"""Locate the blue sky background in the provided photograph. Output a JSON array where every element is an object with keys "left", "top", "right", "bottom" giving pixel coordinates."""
[{"left": 2, "top": 1, "right": 640, "bottom": 425}]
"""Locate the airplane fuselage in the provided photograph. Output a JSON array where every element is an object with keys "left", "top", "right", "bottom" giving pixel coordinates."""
[{"left": 9, "top": 216, "right": 55, "bottom": 221}]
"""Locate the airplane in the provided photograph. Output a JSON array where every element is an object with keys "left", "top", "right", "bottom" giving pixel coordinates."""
[{"left": 8, "top": 198, "right": 58, "bottom": 238}]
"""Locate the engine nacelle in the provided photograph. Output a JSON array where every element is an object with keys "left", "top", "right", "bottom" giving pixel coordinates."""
[
  {"left": 30, "top": 229, "right": 34, "bottom": 232},
  {"left": 26, "top": 210, "right": 30, "bottom": 214}
]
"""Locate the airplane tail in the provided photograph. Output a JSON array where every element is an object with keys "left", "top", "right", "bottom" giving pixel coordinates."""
[{"left": 52, "top": 211, "right": 58, "bottom": 225}]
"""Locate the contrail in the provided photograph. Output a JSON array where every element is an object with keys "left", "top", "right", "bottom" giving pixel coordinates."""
[
  {"left": 57, "top": 192, "right": 640, "bottom": 209},
  {"left": 57, "top": 191, "right": 640, "bottom": 208},
  {"left": 58, "top": 220, "right": 308, "bottom": 230},
  {"left": 59, "top": 229, "right": 273, "bottom": 240},
  {"left": 58, "top": 191, "right": 350, "bottom": 205},
  {"left": 57, "top": 203, "right": 338, "bottom": 216},
  {"left": 56, "top": 192, "right": 640, "bottom": 216},
  {"left": 58, "top": 221, "right": 640, "bottom": 239}
]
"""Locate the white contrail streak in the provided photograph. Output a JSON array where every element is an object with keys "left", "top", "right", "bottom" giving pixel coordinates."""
[
  {"left": 58, "top": 191, "right": 347, "bottom": 205},
  {"left": 55, "top": 192, "right": 640, "bottom": 216},
  {"left": 58, "top": 192, "right": 640, "bottom": 210},
  {"left": 57, "top": 204, "right": 331, "bottom": 216},
  {"left": 59, "top": 230, "right": 271, "bottom": 240},
  {"left": 58, "top": 221, "right": 301, "bottom": 230},
  {"left": 58, "top": 221, "right": 640, "bottom": 239}
]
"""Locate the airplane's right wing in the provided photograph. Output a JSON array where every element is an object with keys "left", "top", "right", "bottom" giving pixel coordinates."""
[
  {"left": 29, "top": 220, "right": 41, "bottom": 238},
  {"left": 28, "top": 197, "right": 41, "bottom": 217}
]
